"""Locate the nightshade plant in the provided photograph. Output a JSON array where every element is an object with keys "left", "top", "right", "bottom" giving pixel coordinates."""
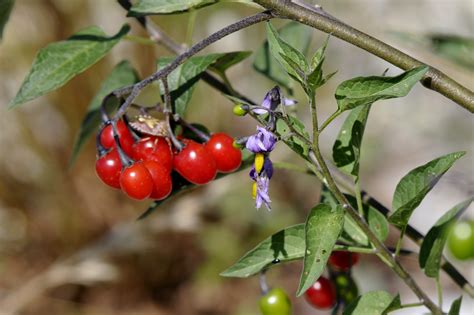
[{"left": 4, "top": 0, "right": 474, "bottom": 314}]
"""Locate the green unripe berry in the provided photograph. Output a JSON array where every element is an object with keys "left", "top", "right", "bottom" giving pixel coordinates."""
[
  {"left": 259, "top": 288, "right": 292, "bottom": 315},
  {"left": 233, "top": 104, "right": 248, "bottom": 116},
  {"left": 447, "top": 220, "right": 474, "bottom": 260},
  {"left": 334, "top": 274, "right": 359, "bottom": 305}
]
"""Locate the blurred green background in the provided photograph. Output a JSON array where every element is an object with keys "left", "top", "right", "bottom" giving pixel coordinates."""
[{"left": 0, "top": 0, "right": 472, "bottom": 314}]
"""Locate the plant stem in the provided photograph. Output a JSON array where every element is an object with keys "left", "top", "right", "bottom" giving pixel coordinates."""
[
  {"left": 111, "top": 11, "right": 274, "bottom": 120},
  {"left": 333, "top": 244, "right": 376, "bottom": 254},
  {"left": 399, "top": 302, "right": 424, "bottom": 309},
  {"left": 309, "top": 92, "right": 318, "bottom": 143},
  {"left": 254, "top": 0, "right": 474, "bottom": 112},
  {"left": 161, "top": 78, "right": 183, "bottom": 151},
  {"left": 185, "top": 9, "right": 197, "bottom": 46},
  {"left": 436, "top": 276, "right": 443, "bottom": 310},
  {"left": 354, "top": 180, "right": 364, "bottom": 217},
  {"left": 319, "top": 110, "right": 341, "bottom": 133},
  {"left": 394, "top": 227, "right": 405, "bottom": 258},
  {"left": 123, "top": 35, "right": 155, "bottom": 46}
]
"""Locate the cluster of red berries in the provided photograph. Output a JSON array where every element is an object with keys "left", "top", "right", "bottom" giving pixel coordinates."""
[
  {"left": 304, "top": 251, "right": 359, "bottom": 310},
  {"left": 95, "top": 118, "right": 242, "bottom": 200}
]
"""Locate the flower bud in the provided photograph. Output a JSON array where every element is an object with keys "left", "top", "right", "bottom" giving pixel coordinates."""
[{"left": 233, "top": 104, "right": 248, "bottom": 116}]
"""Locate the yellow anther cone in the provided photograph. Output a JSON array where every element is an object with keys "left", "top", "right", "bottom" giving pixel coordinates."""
[{"left": 254, "top": 153, "right": 264, "bottom": 173}]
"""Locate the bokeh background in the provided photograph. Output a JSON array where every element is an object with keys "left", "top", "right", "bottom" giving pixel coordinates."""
[{"left": 0, "top": 0, "right": 473, "bottom": 314}]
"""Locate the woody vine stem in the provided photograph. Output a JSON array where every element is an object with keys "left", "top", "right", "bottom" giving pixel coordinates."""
[{"left": 113, "top": 1, "right": 474, "bottom": 314}]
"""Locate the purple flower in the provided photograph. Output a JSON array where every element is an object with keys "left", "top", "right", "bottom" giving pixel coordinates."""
[
  {"left": 253, "top": 176, "right": 271, "bottom": 210},
  {"left": 252, "top": 86, "right": 296, "bottom": 115},
  {"left": 249, "top": 157, "right": 273, "bottom": 180},
  {"left": 246, "top": 127, "right": 277, "bottom": 153},
  {"left": 250, "top": 154, "right": 273, "bottom": 210}
]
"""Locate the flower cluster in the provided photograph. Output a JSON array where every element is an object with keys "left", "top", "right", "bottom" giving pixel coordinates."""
[{"left": 244, "top": 86, "right": 295, "bottom": 210}]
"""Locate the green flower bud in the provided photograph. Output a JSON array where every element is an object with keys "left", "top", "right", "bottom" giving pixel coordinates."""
[{"left": 233, "top": 104, "right": 248, "bottom": 116}]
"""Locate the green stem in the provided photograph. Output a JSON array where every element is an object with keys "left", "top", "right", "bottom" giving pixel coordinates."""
[
  {"left": 185, "top": 9, "right": 197, "bottom": 46},
  {"left": 354, "top": 179, "right": 364, "bottom": 217},
  {"left": 319, "top": 109, "right": 341, "bottom": 133},
  {"left": 436, "top": 277, "right": 443, "bottom": 309},
  {"left": 254, "top": 0, "right": 474, "bottom": 112},
  {"left": 333, "top": 244, "right": 377, "bottom": 254},
  {"left": 123, "top": 35, "right": 155, "bottom": 45},
  {"left": 309, "top": 92, "right": 318, "bottom": 143},
  {"left": 399, "top": 302, "right": 424, "bottom": 309},
  {"left": 394, "top": 227, "right": 406, "bottom": 258}
]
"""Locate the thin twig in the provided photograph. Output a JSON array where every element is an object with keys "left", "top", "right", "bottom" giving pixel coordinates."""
[
  {"left": 161, "top": 77, "right": 183, "bottom": 151},
  {"left": 111, "top": 11, "right": 274, "bottom": 121}
]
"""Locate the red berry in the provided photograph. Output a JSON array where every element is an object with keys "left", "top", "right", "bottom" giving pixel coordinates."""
[
  {"left": 132, "top": 136, "right": 173, "bottom": 172},
  {"left": 100, "top": 120, "right": 135, "bottom": 156},
  {"left": 173, "top": 140, "right": 217, "bottom": 185},
  {"left": 328, "top": 251, "right": 359, "bottom": 271},
  {"left": 95, "top": 149, "right": 122, "bottom": 189},
  {"left": 143, "top": 160, "right": 172, "bottom": 200},
  {"left": 204, "top": 133, "right": 242, "bottom": 173},
  {"left": 304, "top": 276, "right": 337, "bottom": 310},
  {"left": 119, "top": 162, "right": 154, "bottom": 200}
]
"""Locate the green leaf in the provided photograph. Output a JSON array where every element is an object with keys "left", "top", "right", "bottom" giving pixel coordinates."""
[
  {"left": 382, "top": 294, "right": 402, "bottom": 314},
  {"left": 389, "top": 151, "right": 466, "bottom": 229},
  {"left": 297, "top": 203, "right": 344, "bottom": 296},
  {"left": 220, "top": 224, "right": 306, "bottom": 278},
  {"left": 343, "top": 291, "right": 394, "bottom": 315},
  {"left": 129, "top": 0, "right": 216, "bottom": 16},
  {"left": 9, "top": 24, "right": 130, "bottom": 108},
  {"left": 448, "top": 296, "right": 462, "bottom": 315},
  {"left": 307, "top": 35, "right": 330, "bottom": 90},
  {"left": 157, "top": 53, "right": 228, "bottom": 116},
  {"left": 276, "top": 116, "right": 310, "bottom": 158},
  {"left": 0, "top": 0, "right": 14, "bottom": 39},
  {"left": 221, "top": 221, "right": 372, "bottom": 278},
  {"left": 69, "top": 61, "right": 139, "bottom": 165},
  {"left": 310, "top": 35, "right": 329, "bottom": 71},
  {"left": 429, "top": 35, "right": 474, "bottom": 70},
  {"left": 419, "top": 198, "right": 473, "bottom": 278},
  {"left": 332, "top": 104, "right": 371, "bottom": 178},
  {"left": 321, "top": 190, "right": 389, "bottom": 245},
  {"left": 210, "top": 51, "right": 252, "bottom": 74},
  {"left": 253, "top": 21, "right": 311, "bottom": 92},
  {"left": 264, "top": 22, "right": 308, "bottom": 85},
  {"left": 335, "top": 66, "right": 428, "bottom": 112}
]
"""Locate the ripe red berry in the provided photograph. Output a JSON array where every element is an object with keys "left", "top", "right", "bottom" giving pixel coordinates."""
[
  {"left": 100, "top": 120, "right": 135, "bottom": 156},
  {"left": 132, "top": 136, "right": 173, "bottom": 172},
  {"left": 143, "top": 160, "right": 172, "bottom": 200},
  {"left": 328, "top": 251, "right": 360, "bottom": 271},
  {"left": 304, "top": 276, "right": 337, "bottom": 310},
  {"left": 119, "top": 162, "right": 154, "bottom": 200},
  {"left": 95, "top": 149, "right": 122, "bottom": 189},
  {"left": 204, "top": 133, "right": 242, "bottom": 173},
  {"left": 173, "top": 139, "right": 217, "bottom": 185}
]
